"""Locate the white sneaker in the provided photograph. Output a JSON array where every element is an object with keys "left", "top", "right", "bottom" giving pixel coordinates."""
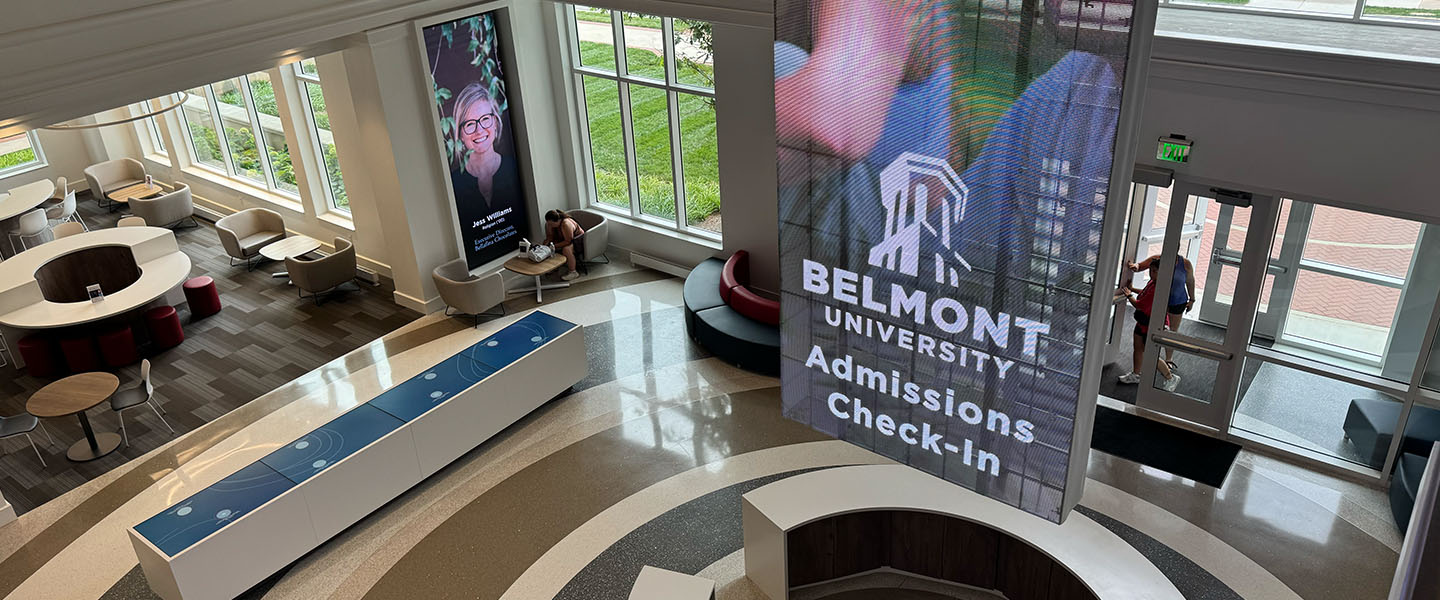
[
  {"left": 1117, "top": 372, "right": 1141, "bottom": 384},
  {"left": 1161, "top": 374, "right": 1181, "bottom": 392},
  {"left": 561, "top": 270, "right": 580, "bottom": 281}
]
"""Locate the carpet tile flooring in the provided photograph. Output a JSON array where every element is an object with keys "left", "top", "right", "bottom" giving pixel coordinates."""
[{"left": 0, "top": 193, "right": 419, "bottom": 515}]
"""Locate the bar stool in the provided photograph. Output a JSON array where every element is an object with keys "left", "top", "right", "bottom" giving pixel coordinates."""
[
  {"left": 59, "top": 335, "right": 101, "bottom": 373},
  {"left": 97, "top": 325, "right": 139, "bottom": 368},
  {"left": 17, "top": 335, "right": 62, "bottom": 378},
  {"left": 145, "top": 306, "right": 184, "bottom": 350},
  {"left": 183, "top": 276, "right": 222, "bottom": 320}
]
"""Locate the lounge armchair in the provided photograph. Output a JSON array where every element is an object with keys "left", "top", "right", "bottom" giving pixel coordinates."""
[
  {"left": 432, "top": 258, "right": 505, "bottom": 326},
  {"left": 570, "top": 209, "right": 610, "bottom": 273},
  {"left": 287, "top": 237, "right": 358, "bottom": 304},
  {"left": 216, "top": 208, "right": 285, "bottom": 269},
  {"left": 129, "top": 182, "right": 197, "bottom": 229},
  {"left": 82, "top": 158, "right": 147, "bottom": 211}
]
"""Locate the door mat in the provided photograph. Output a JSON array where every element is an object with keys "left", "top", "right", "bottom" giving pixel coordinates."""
[{"left": 1091, "top": 405, "right": 1241, "bottom": 488}]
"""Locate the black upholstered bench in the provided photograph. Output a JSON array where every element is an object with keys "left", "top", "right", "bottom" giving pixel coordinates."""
[
  {"left": 1390, "top": 452, "right": 1429, "bottom": 531},
  {"left": 684, "top": 257, "right": 780, "bottom": 376},
  {"left": 1343, "top": 398, "right": 1440, "bottom": 467}
]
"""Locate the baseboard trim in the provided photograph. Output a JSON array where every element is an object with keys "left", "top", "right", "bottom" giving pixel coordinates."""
[
  {"left": 630, "top": 251, "right": 692, "bottom": 279},
  {"left": 393, "top": 290, "right": 443, "bottom": 314}
]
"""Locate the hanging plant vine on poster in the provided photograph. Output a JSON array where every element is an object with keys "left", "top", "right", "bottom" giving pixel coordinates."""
[{"left": 432, "top": 13, "right": 509, "bottom": 165}]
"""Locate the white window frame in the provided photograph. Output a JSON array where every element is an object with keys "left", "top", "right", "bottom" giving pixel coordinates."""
[
  {"left": 130, "top": 101, "right": 168, "bottom": 158},
  {"left": 294, "top": 61, "right": 348, "bottom": 215},
  {"left": 0, "top": 131, "right": 47, "bottom": 179},
  {"left": 565, "top": 5, "right": 721, "bottom": 240},
  {"left": 178, "top": 74, "right": 300, "bottom": 199}
]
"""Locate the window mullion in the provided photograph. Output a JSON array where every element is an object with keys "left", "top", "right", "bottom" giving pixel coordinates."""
[
  {"left": 667, "top": 90, "right": 685, "bottom": 231},
  {"left": 239, "top": 76, "right": 279, "bottom": 192},
  {"left": 612, "top": 11, "right": 627, "bottom": 77},
  {"left": 573, "top": 73, "right": 599, "bottom": 207},
  {"left": 294, "top": 67, "right": 332, "bottom": 208},
  {"left": 617, "top": 80, "right": 641, "bottom": 218},
  {"left": 662, "top": 17, "right": 677, "bottom": 86},
  {"left": 206, "top": 85, "right": 237, "bottom": 177}
]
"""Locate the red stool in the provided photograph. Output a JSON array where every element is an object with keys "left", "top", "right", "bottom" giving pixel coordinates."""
[
  {"left": 17, "top": 335, "right": 63, "bottom": 378},
  {"left": 59, "top": 335, "right": 101, "bottom": 373},
  {"left": 146, "top": 306, "right": 185, "bottom": 350},
  {"left": 183, "top": 276, "right": 222, "bottom": 320},
  {"left": 97, "top": 325, "right": 139, "bottom": 368}
]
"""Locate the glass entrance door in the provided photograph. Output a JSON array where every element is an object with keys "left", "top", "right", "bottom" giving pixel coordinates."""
[
  {"left": 1197, "top": 200, "right": 1307, "bottom": 340},
  {"left": 1134, "top": 181, "right": 1280, "bottom": 430}
]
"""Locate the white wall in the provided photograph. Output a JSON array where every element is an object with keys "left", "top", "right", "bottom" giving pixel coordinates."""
[
  {"left": 0, "top": 127, "right": 96, "bottom": 194},
  {"left": 1139, "top": 36, "right": 1440, "bottom": 224}
]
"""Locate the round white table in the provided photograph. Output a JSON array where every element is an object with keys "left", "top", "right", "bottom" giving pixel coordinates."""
[
  {"left": 0, "top": 179, "right": 57, "bottom": 258},
  {"left": 0, "top": 179, "right": 57, "bottom": 222},
  {"left": 0, "top": 227, "right": 192, "bottom": 367}
]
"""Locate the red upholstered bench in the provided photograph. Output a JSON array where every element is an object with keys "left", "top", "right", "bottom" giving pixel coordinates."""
[
  {"left": 719, "top": 250, "right": 779, "bottom": 326},
  {"left": 683, "top": 251, "right": 780, "bottom": 376}
]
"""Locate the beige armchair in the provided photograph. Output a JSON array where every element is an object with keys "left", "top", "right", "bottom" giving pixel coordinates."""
[
  {"left": 129, "top": 182, "right": 196, "bottom": 229},
  {"left": 570, "top": 209, "right": 610, "bottom": 273},
  {"left": 432, "top": 258, "right": 505, "bottom": 326},
  {"left": 215, "top": 208, "right": 285, "bottom": 269},
  {"left": 287, "top": 238, "right": 357, "bottom": 304},
  {"left": 82, "top": 158, "right": 146, "bottom": 210}
]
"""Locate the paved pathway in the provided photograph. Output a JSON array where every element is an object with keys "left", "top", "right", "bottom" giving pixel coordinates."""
[{"left": 575, "top": 20, "right": 711, "bottom": 64}]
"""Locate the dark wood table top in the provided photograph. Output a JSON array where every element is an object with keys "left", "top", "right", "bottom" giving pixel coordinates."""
[{"left": 27, "top": 372, "right": 121, "bottom": 418}]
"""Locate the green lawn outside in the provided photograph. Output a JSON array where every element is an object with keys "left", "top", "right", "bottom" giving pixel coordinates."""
[
  {"left": 0, "top": 148, "right": 37, "bottom": 171},
  {"left": 578, "top": 41, "right": 720, "bottom": 226},
  {"left": 1363, "top": 5, "right": 1440, "bottom": 18},
  {"left": 575, "top": 8, "right": 662, "bottom": 29}
]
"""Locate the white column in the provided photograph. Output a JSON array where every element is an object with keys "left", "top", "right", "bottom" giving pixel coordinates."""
[{"left": 338, "top": 25, "right": 459, "bottom": 313}]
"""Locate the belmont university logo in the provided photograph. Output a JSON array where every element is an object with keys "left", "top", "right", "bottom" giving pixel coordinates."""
[{"left": 866, "top": 153, "right": 972, "bottom": 287}]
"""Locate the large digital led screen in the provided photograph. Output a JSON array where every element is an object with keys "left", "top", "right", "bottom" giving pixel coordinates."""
[
  {"left": 777, "top": 0, "right": 1135, "bottom": 522},
  {"left": 423, "top": 11, "right": 529, "bottom": 270}
]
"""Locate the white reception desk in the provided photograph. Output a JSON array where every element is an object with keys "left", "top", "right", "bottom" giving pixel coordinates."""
[
  {"left": 0, "top": 227, "right": 191, "bottom": 367},
  {"left": 129, "top": 311, "right": 587, "bottom": 600},
  {"left": 742, "top": 465, "right": 1184, "bottom": 600}
]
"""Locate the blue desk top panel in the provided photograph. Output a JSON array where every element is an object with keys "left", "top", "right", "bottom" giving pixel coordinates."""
[
  {"left": 368, "top": 352, "right": 497, "bottom": 422},
  {"left": 369, "top": 311, "right": 576, "bottom": 422},
  {"left": 462, "top": 311, "right": 578, "bottom": 371},
  {"left": 259, "top": 404, "right": 405, "bottom": 484},
  {"left": 134, "top": 461, "right": 296, "bottom": 557}
]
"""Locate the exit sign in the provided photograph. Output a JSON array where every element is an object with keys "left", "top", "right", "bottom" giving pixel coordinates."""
[{"left": 1157, "top": 137, "right": 1192, "bottom": 163}]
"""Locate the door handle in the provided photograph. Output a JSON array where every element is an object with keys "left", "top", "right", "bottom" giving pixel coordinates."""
[
  {"left": 1210, "top": 250, "right": 1289, "bottom": 275},
  {"left": 1150, "top": 334, "right": 1233, "bottom": 361}
]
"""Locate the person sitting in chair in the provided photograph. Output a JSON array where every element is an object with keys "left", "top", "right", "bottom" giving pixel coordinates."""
[{"left": 543, "top": 209, "right": 586, "bottom": 281}]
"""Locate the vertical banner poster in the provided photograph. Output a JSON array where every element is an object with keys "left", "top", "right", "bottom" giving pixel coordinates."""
[
  {"left": 776, "top": 0, "right": 1135, "bottom": 522},
  {"left": 423, "top": 11, "right": 529, "bottom": 270}
]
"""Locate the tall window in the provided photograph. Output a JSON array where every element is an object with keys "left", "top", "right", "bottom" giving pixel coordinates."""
[
  {"left": 180, "top": 73, "right": 299, "bottom": 198},
  {"left": 132, "top": 101, "right": 167, "bottom": 155},
  {"left": 0, "top": 131, "right": 45, "bottom": 177},
  {"left": 567, "top": 6, "right": 721, "bottom": 236},
  {"left": 295, "top": 59, "right": 349, "bottom": 213}
]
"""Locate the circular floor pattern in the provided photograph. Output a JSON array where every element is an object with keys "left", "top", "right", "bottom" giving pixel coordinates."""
[{"left": 553, "top": 470, "right": 1244, "bottom": 600}]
